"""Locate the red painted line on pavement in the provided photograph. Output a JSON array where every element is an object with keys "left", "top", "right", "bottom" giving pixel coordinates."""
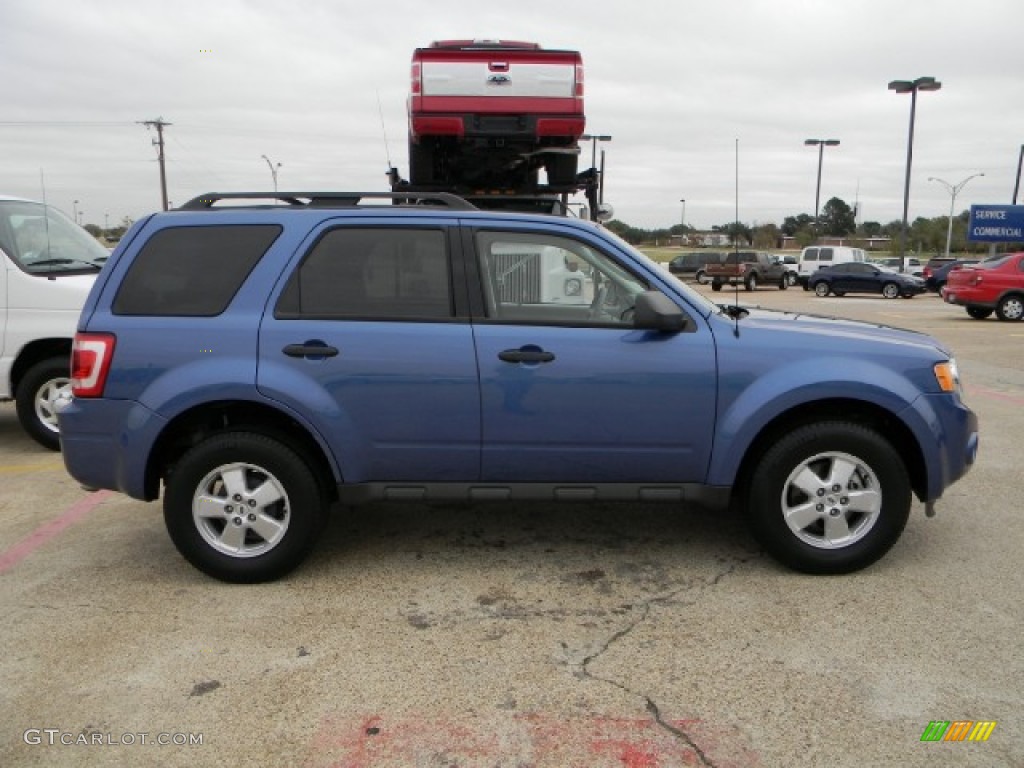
[
  {"left": 0, "top": 490, "right": 112, "bottom": 574},
  {"left": 967, "top": 384, "right": 1024, "bottom": 405}
]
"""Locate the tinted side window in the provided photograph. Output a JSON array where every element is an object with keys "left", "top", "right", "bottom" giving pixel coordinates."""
[
  {"left": 819, "top": 248, "right": 834, "bottom": 262},
  {"left": 113, "top": 225, "right": 280, "bottom": 316},
  {"left": 804, "top": 248, "right": 819, "bottom": 262},
  {"left": 276, "top": 228, "right": 451, "bottom": 320}
]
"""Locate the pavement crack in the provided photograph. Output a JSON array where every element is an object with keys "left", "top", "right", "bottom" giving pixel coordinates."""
[{"left": 564, "top": 558, "right": 746, "bottom": 767}]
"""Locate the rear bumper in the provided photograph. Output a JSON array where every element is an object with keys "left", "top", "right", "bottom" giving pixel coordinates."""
[
  {"left": 941, "top": 286, "right": 994, "bottom": 309},
  {"left": 411, "top": 113, "right": 584, "bottom": 140},
  {"left": 57, "top": 398, "right": 166, "bottom": 501}
]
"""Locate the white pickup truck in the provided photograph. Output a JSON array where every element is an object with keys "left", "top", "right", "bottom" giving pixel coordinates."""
[{"left": 0, "top": 196, "right": 104, "bottom": 449}]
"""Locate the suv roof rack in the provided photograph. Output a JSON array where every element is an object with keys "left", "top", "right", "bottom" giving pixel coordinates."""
[{"left": 178, "top": 191, "right": 477, "bottom": 211}]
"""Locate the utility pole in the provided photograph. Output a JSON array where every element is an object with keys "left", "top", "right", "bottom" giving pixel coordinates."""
[{"left": 139, "top": 117, "right": 172, "bottom": 210}]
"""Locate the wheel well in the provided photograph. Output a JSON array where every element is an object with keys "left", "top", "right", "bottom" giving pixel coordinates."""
[
  {"left": 733, "top": 399, "right": 927, "bottom": 503},
  {"left": 145, "top": 401, "right": 338, "bottom": 502},
  {"left": 10, "top": 339, "right": 72, "bottom": 395}
]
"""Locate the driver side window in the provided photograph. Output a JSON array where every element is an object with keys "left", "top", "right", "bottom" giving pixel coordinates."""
[{"left": 475, "top": 231, "right": 647, "bottom": 327}]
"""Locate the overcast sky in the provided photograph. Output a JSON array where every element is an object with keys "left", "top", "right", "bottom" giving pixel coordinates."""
[{"left": 2, "top": 0, "right": 1022, "bottom": 231}]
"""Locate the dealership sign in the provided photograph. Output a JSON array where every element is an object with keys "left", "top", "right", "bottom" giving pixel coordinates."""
[{"left": 968, "top": 205, "right": 1024, "bottom": 242}]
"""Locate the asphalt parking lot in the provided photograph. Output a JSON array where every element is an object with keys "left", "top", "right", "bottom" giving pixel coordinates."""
[{"left": 1, "top": 285, "right": 1021, "bottom": 767}]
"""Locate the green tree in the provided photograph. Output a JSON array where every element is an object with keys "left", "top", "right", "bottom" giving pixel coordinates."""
[
  {"left": 752, "top": 223, "right": 780, "bottom": 250},
  {"left": 820, "top": 197, "right": 856, "bottom": 236},
  {"left": 859, "top": 221, "right": 882, "bottom": 237},
  {"left": 781, "top": 214, "right": 814, "bottom": 237}
]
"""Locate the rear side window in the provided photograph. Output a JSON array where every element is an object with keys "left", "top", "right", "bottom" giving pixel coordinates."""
[
  {"left": 113, "top": 225, "right": 281, "bottom": 316},
  {"left": 276, "top": 227, "right": 452, "bottom": 320},
  {"left": 819, "top": 248, "right": 834, "bottom": 262},
  {"left": 803, "top": 249, "right": 818, "bottom": 262}
]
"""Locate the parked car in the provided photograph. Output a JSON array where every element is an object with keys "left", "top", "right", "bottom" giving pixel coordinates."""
[
  {"left": 869, "top": 256, "right": 924, "bottom": 277},
  {"left": 925, "top": 259, "right": 982, "bottom": 292},
  {"left": 923, "top": 255, "right": 957, "bottom": 284},
  {"left": 942, "top": 251, "right": 1024, "bottom": 321},
  {"left": 57, "top": 191, "right": 978, "bottom": 582},
  {"left": 667, "top": 251, "right": 725, "bottom": 284},
  {"left": 796, "top": 245, "right": 868, "bottom": 288},
  {"left": 808, "top": 262, "right": 926, "bottom": 298},
  {"left": 705, "top": 251, "right": 789, "bottom": 291},
  {"left": 0, "top": 195, "right": 103, "bottom": 448}
]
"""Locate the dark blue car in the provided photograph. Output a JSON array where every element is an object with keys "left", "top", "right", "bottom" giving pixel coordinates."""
[
  {"left": 57, "top": 192, "right": 977, "bottom": 582},
  {"left": 809, "top": 262, "right": 927, "bottom": 298}
]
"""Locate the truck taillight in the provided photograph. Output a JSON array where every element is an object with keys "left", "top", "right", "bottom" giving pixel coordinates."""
[
  {"left": 411, "top": 61, "right": 422, "bottom": 94},
  {"left": 575, "top": 63, "right": 584, "bottom": 99},
  {"left": 71, "top": 333, "right": 116, "bottom": 398}
]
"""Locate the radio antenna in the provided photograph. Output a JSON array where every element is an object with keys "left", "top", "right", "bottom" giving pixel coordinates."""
[
  {"left": 376, "top": 89, "right": 394, "bottom": 172},
  {"left": 733, "top": 138, "right": 741, "bottom": 337}
]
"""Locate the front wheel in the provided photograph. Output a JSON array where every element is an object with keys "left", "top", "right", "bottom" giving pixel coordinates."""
[
  {"left": 813, "top": 282, "right": 830, "bottom": 297},
  {"left": 15, "top": 356, "right": 70, "bottom": 451},
  {"left": 966, "top": 306, "right": 993, "bottom": 320},
  {"left": 164, "top": 432, "right": 328, "bottom": 583},
  {"left": 745, "top": 422, "right": 911, "bottom": 574},
  {"left": 881, "top": 282, "right": 900, "bottom": 299},
  {"left": 695, "top": 269, "right": 710, "bottom": 285},
  {"left": 995, "top": 294, "right": 1024, "bottom": 321}
]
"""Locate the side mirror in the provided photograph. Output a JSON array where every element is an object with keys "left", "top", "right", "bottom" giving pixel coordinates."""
[{"left": 633, "top": 290, "right": 687, "bottom": 332}]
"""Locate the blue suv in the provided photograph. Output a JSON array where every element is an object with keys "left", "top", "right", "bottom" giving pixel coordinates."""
[{"left": 58, "top": 192, "right": 978, "bottom": 582}]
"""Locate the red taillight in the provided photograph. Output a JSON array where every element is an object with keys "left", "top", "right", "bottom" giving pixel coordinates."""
[
  {"left": 411, "top": 61, "right": 421, "bottom": 94},
  {"left": 71, "top": 333, "right": 116, "bottom": 398},
  {"left": 574, "top": 63, "right": 584, "bottom": 99}
]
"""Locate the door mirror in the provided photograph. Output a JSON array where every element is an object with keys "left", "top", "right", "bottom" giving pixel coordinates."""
[{"left": 633, "top": 290, "right": 687, "bottom": 332}]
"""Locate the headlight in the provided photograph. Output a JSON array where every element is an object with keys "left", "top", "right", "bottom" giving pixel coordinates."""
[{"left": 934, "top": 359, "right": 961, "bottom": 394}]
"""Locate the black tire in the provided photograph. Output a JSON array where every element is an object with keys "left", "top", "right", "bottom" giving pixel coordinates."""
[
  {"left": 813, "top": 282, "right": 830, "bottom": 297},
  {"left": 744, "top": 273, "right": 758, "bottom": 291},
  {"left": 745, "top": 422, "right": 911, "bottom": 574},
  {"left": 778, "top": 276, "right": 788, "bottom": 290},
  {"left": 695, "top": 269, "right": 709, "bottom": 285},
  {"left": 408, "top": 140, "right": 434, "bottom": 185},
  {"left": 995, "top": 294, "right": 1024, "bottom": 322},
  {"left": 881, "top": 282, "right": 900, "bottom": 299},
  {"left": 711, "top": 281, "right": 722, "bottom": 292},
  {"left": 966, "top": 306, "right": 993, "bottom": 320},
  {"left": 15, "top": 356, "right": 70, "bottom": 451},
  {"left": 786, "top": 272, "right": 798, "bottom": 287},
  {"left": 546, "top": 153, "right": 578, "bottom": 186},
  {"left": 164, "top": 432, "right": 328, "bottom": 583}
]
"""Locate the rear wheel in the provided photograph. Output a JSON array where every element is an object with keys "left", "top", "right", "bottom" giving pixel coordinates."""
[
  {"left": 746, "top": 422, "right": 911, "bottom": 574},
  {"left": 15, "top": 356, "right": 70, "bottom": 451},
  {"left": 881, "top": 282, "right": 900, "bottom": 299},
  {"left": 744, "top": 273, "right": 758, "bottom": 291},
  {"left": 995, "top": 294, "right": 1024, "bottom": 322},
  {"left": 778, "top": 276, "right": 788, "bottom": 290},
  {"left": 966, "top": 306, "right": 993, "bottom": 320},
  {"left": 711, "top": 280, "right": 723, "bottom": 292},
  {"left": 813, "top": 282, "right": 830, "bottom": 297},
  {"left": 546, "top": 153, "right": 578, "bottom": 186},
  {"left": 164, "top": 432, "right": 328, "bottom": 583}
]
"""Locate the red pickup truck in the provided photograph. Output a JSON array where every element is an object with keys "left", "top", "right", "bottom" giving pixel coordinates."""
[
  {"left": 705, "top": 251, "right": 790, "bottom": 291},
  {"left": 407, "top": 40, "right": 585, "bottom": 189}
]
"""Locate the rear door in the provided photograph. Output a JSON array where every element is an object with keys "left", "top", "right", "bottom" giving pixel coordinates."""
[
  {"left": 465, "top": 222, "right": 717, "bottom": 483},
  {"left": 257, "top": 218, "right": 481, "bottom": 483}
]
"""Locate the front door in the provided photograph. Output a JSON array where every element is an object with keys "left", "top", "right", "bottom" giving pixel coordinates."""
[{"left": 468, "top": 227, "right": 717, "bottom": 483}]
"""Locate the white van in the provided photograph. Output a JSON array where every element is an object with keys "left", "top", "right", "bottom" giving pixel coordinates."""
[
  {"left": 0, "top": 196, "right": 104, "bottom": 449},
  {"left": 797, "top": 245, "right": 867, "bottom": 288}
]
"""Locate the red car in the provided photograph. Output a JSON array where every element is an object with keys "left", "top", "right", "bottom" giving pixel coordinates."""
[{"left": 942, "top": 251, "right": 1024, "bottom": 321}]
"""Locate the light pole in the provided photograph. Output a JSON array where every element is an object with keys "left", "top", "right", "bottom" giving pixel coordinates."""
[
  {"left": 804, "top": 139, "right": 840, "bottom": 233},
  {"left": 580, "top": 134, "right": 612, "bottom": 171},
  {"left": 929, "top": 173, "right": 984, "bottom": 258},
  {"left": 261, "top": 154, "right": 282, "bottom": 193},
  {"left": 889, "top": 76, "right": 942, "bottom": 270}
]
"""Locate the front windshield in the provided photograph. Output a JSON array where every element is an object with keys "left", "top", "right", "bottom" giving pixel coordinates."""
[{"left": 0, "top": 200, "right": 107, "bottom": 274}]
